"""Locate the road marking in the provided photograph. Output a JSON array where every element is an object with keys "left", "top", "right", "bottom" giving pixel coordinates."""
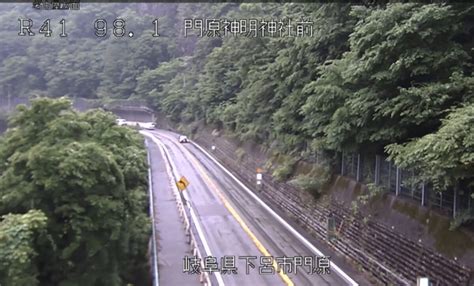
[
  {"left": 142, "top": 131, "right": 224, "bottom": 286},
  {"left": 158, "top": 133, "right": 294, "bottom": 286},
  {"left": 188, "top": 138, "right": 359, "bottom": 286}
]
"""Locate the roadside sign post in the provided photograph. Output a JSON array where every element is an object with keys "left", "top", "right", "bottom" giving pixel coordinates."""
[
  {"left": 176, "top": 176, "right": 190, "bottom": 191},
  {"left": 417, "top": 277, "right": 430, "bottom": 286},
  {"left": 327, "top": 213, "right": 336, "bottom": 241},
  {"left": 256, "top": 168, "right": 263, "bottom": 192},
  {"left": 176, "top": 176, "right": 190, "bottom": 206}
]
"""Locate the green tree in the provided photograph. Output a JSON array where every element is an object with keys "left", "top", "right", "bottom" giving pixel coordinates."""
[
  {"left": 386, "top": 103, "right": 474, "bottom": 192},
  {"left": 302, "top": 3, "right": 472, "bottom": 153},
  {"left": 0, "top": 98, "right": 150, "bottom": 285},
  {"left": 273, "top": 3, "right": 356, "bottom": 153},
  {"left": 0, "top": 210, "right": 47, "bottom": 286}
]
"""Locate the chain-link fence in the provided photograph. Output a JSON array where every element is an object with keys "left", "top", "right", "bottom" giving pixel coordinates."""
[
  {"left": 428, "top": 186, "right": 455, "bottom": 216},
  {"left": 335, "top": 151, "right": 472, "bottom": 219},
  {"left": 360, "top": 155, "right": 375, "bottom": 184},
  {"left": 459, "top": 188, "right": 474, "bottom": 216},
  {"left": 378, "top": 157, "right": 397, "bottom": 192},
  {"left": 341, "top": 151, "right": 358, "bottom": 180},
  {"left": 398, "top": 169, "right": 424, "bottom": 203}
]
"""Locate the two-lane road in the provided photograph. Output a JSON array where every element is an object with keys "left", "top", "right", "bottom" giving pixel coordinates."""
[{"left": 147, "top": 129, "right": 358, "bottom": 286}]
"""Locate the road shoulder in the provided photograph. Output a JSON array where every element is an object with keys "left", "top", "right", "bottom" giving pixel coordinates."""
[{"left": 147, "top": 137, "right": 200, "bottom": 286}]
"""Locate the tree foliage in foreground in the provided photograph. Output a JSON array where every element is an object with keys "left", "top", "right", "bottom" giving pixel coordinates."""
[
  {"left": 0, "top": 210, "right": 47, "bottom": 286},
  {"left": 0, "top": 98, "right": 150, "bottom": 286}
]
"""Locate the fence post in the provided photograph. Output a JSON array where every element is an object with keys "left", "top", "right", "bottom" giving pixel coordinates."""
[
  {"left": 421, "top": 182, "right": 425, "bottom": 206},
  {"left": 356, "top": 153, "right": 361, "bottom": 182},
  {"left": 468, "top": 193, "right": 472, "bottom": 214},
  {"left": 341, "top": 151, "right": 344, "bottom": 176},
  {"left": 395, "top": 167, "right": 401, "bottom": 196},
  {"left": 375, "top": 155, "right": 380, "bottom": 185},
  {"left": 453, "top": 187, "right": 458, "bottom": 219},
  {"left": 351, "top": 154, "right": 355, "bottom": 177}
]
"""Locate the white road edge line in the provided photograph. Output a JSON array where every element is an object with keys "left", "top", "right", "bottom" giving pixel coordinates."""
[
  {"left": 145, "top": 139, "right": 160, "bottom": 286},
  {"left": 190, "top": 140, "right": 359, "bottom": 286},
  {"left": 142, "top": 131, "right": 226, "bottom": 286}
]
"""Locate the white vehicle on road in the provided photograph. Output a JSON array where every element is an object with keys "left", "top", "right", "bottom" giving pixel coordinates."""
[
  {"left": 140, "top": 122, "right": 156, "bottom": 130},
  {"left": 116, "top": 118, "right": 126, "bottom": 126},
  {"left": 179, "top": 135, "right": 189, "bottom": 143}
]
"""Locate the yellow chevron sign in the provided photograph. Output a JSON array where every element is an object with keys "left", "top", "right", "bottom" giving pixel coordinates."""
[{"left": 176, "top": 176, "right": 190, "bottom": 191}]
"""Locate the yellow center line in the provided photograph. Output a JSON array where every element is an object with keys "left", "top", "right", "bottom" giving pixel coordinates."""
[{"left": 173, "top": 137, "right": 294, "bottom": 286}]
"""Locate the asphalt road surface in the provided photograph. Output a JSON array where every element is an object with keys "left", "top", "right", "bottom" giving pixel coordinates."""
[{"left": 148, "top": 129, "right": 357, "bottom": 286}]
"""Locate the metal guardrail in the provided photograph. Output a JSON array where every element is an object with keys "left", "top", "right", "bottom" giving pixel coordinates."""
[{"left": 145, "top": 139, "right": 160, "bottom": 286}]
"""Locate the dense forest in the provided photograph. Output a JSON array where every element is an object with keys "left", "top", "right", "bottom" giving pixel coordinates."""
[
  {"left": 1, "top": 3, "right": 472, "bottom": 192},
  {"left": 0, "top": 3, "right": 473, "bottom": 283}
]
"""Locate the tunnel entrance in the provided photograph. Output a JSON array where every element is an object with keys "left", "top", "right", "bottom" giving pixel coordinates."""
[{"left": 109, "top": 108, "right": 154, "bottom": 123}]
